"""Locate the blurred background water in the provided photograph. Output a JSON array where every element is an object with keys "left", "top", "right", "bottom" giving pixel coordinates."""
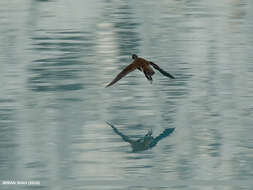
[{"left": 0, "top": 0, "right": 253, "bottom": 189}]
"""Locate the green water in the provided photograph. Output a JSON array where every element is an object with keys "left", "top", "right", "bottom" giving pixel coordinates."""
[{"left": 0, "top": 0, "right": 253, "bottom": 189}]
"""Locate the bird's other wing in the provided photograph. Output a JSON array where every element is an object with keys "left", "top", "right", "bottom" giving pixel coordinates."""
[
  {"left": 149, "top": 128, "right": 175, "bottom": 148},
  {"left": 149, "top": 62, "right": 175, "bottom": 79},
  {"left": 106, "top": 122, "right": 133, "bottom": 143},
  {"left": 106, "top": 63, "right": 138, "bottom": 87}
]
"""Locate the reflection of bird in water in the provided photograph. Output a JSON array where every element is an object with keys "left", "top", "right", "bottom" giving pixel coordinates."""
[
  {"left": 106, "top": 54, "right": 175, "bottom": 87},
  {"left": 106, "top": 122, "right": 175, "bottom": 152}
]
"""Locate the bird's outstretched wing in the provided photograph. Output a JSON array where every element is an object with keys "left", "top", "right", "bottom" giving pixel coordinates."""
[
  {"left": 106, "top": 63, "right": 138, "bottom": 87},
  {"left": 149, "top": 128, "right": 175, "bottom": 148},
  {"left": 149, "top": 62, "right": 175, "bottom": 79},
  {"left": 106, "top": 122, "right": 133, "bottom": 143}
]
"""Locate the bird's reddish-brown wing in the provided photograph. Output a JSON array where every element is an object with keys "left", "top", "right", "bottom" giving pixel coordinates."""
[{"left": 106, "top": 63, "right": 138, "bottom": 87}]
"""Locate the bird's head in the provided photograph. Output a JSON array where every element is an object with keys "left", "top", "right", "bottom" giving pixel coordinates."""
[{"left": 132, "top": 54, "right": 138, "bottom": 60}]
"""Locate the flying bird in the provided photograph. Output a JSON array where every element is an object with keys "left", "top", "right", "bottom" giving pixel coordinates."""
[
  {"left": 106, "top": 122, "right": 175, "bottom": 152},
  {"left": 106, "top": 54, "right": 175, "bottom": 87}
]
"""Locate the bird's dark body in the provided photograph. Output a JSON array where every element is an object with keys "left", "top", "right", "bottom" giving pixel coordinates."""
[{"left": 134, "top": 57, "right": 155, "bottom": 81}]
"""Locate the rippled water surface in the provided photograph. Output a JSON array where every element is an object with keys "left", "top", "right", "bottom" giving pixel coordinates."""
[{"left": 0, "top": 0, "right": 253, "bottom": 189}]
